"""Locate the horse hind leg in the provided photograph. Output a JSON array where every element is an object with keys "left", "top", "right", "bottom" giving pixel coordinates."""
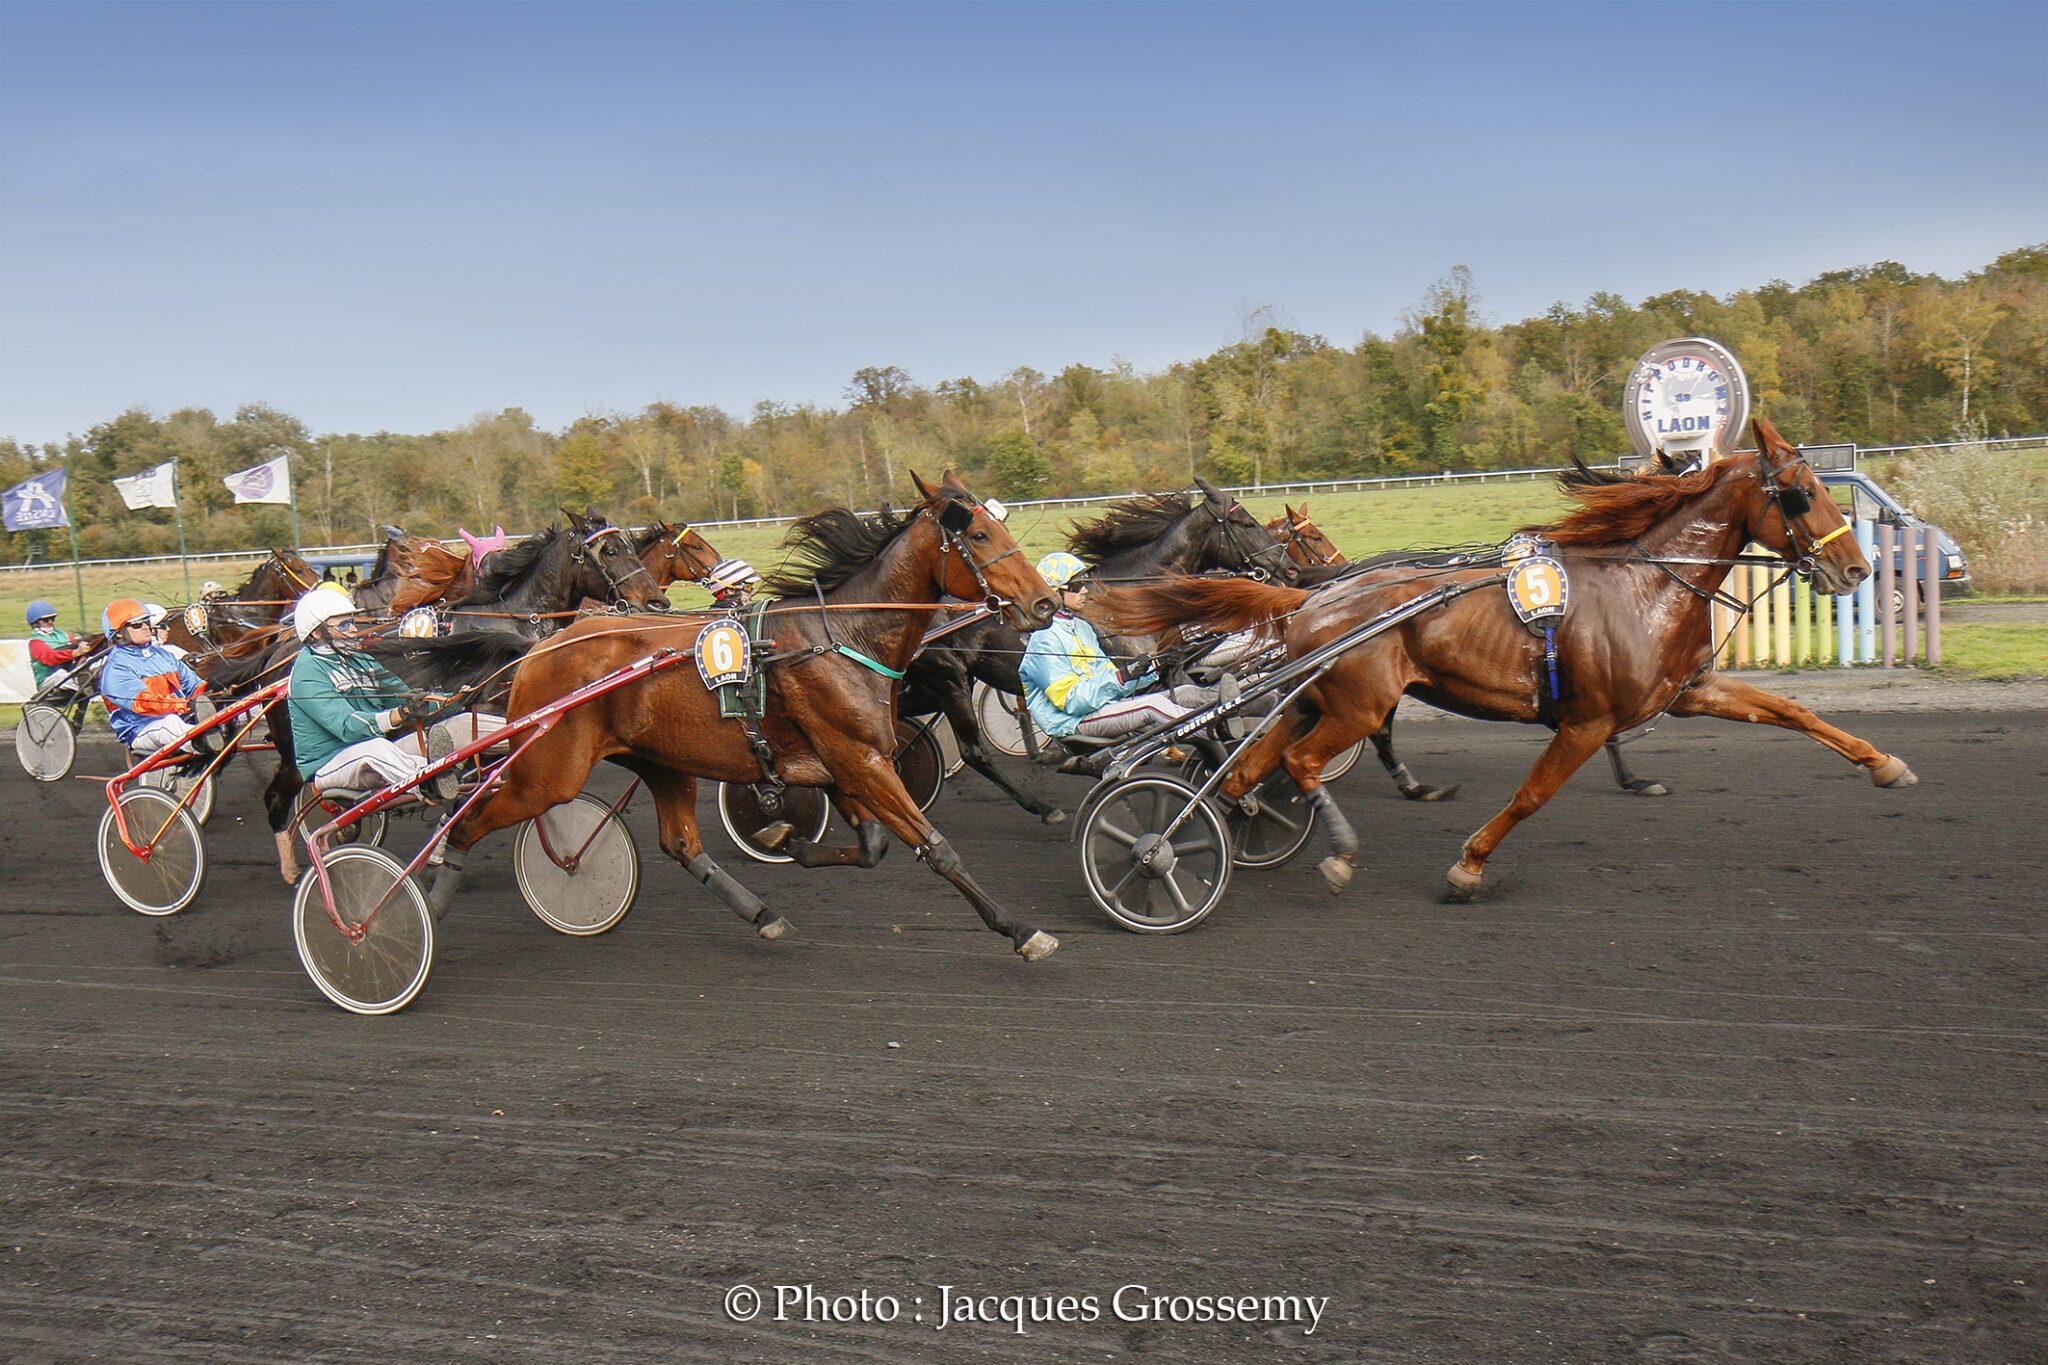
[
  {"left": 760, "top": 793, "right": 889, "bottom": 868},
  {"left": 1370, "top": 715, "right": 1459, "bottom": 802},
  {"left": 1604, "top": 736, "right": 1670, "bottom": 797},
  {"left": 637, "top": 765, "right": 789, "bottom": 939},
  {"left": 1279, "top": 717, "right": 1373, "bottom": 894}
]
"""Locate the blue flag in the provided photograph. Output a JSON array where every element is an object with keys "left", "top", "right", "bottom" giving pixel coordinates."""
[{"left": 3, "top": 468, "right": 68, "bottom": 531}]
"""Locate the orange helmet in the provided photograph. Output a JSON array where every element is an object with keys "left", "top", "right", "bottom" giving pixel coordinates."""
[{"left": 102, "top": 598, "right": 147, "bottom": 635}]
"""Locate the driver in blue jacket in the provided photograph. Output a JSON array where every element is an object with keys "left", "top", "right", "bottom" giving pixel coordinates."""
[{"left": 1019, "top": 553, "right": 1223, "bottom": 741}]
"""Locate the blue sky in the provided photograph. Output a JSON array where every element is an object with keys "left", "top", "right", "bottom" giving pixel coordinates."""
[{"left": 2, "top": 1, "right": 2044, "bottom": 447}]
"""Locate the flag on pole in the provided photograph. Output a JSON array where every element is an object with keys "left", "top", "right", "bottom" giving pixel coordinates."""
[
  {"left": 223, "top": 453, "right": 293, "bottom": 505},
  {"left": 115, "top": 460, "right": 179, "bottom": 511},
  {"left": 3, "top": 469, "right": 69, "bottom": 530}
]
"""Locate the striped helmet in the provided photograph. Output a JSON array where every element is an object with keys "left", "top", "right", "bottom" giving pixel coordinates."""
[{"left": 705, "top": 558, "right": 761, "bottom": 595}]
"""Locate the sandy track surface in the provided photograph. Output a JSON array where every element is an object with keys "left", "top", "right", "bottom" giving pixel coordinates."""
[{"left": 3, "top": 710, "right": 2043, "bottom": 1363}]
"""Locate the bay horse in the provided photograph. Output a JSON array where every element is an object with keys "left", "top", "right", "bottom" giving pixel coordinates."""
[
  {"left": 427, "top": 473, "right": 1063, "bottom": 959},
  {"left": 1103, "top": 416, "right": 1908, "bottom": 901},
  {"left": 163, "top": 549, "right": 321, "bottom": 669},
  {"left": 898, "top": 478, "right": 1298, "bottom": 824},
  {"left": 444, "top": 509, "right": 668, "bottom": 636},
  {"left": 636, "top": 518, "right": 724, "bottom": 592}
]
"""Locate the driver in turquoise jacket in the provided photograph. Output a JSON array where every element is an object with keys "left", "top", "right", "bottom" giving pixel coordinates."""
[{"left": 1020, "top": 553, "right": 1218, "bottom": 741}]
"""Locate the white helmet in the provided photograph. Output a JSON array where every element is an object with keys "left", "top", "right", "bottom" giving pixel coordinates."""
[
  {"left": 142, "top": 602, "right": 169, "bottom": 627},
  {"left": 705, "top": 558, "right": 762, "bottom": 595},
  {"left": 201, "top": 579, "right": 222, "bottom": 595},
  {"left": 292, "top": 585, "right": 358, "bottom": 642}
]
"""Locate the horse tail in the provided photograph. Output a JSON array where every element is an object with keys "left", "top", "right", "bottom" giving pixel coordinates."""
[
  {"left": 1098, "top": 575, "right": 1311, "bottom": 640},
  {"left": 366, "top": 632, "right": 532, "bottom": 702}
]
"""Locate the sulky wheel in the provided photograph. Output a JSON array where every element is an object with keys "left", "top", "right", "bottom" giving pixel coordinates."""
[
  {"left": 15, "top": 703, "right": 77, "bottom": 782},
  {"left": 894, "top": 717, "right": 946, "bottom": 813},
  {"left": 971, "top": 680, "right": 1042, "bottom": 759},
  {"left": 98, "top": 787, "right": 207, "bottom": 916},
  {"left": 140, "top": 763, "right": 216, "bottom": 827},
  {"left": 1078, "top": 774, "right": 1233, "bottom": 934},
  {"left": 1321, "top": 739, "right": 1364, "bottom": 783},
  {"left": 717, "top": 781, "right": 831, "bottom": 864},
  {"left": 1178, "top": 754, "right": 1320, "bottom": 871},
  {"left": 513, "top": 793, "right": 640, "bottom": 936},
  {"left": 292, "top": 845, "right": 434, "bottom": 1015},
  {"left": 290, "top": 787, "right": 388, "bottom": 851}
]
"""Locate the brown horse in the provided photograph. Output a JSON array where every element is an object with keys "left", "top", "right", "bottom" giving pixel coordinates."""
[
  {"left": 1265, "top": 502, "right": 1345, "bottom": 571},
  {"left": 637, "top": 518, "right": 724, "bottom": 592},
  {"left": 353, "top": 533, "right": 473, "bottom": 615},
  {"left": 165, "top": 548, "right": 321, "bottom": 671},
  {"left": 1103, "top": 416, "right": 1909, "bottom": 901},
  {"left": 429, "top": 473, "right": 1063, "bottom": 959}
]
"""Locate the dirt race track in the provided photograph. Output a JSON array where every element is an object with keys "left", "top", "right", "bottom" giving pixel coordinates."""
[{"left": 3, "top": 703, "right": 2044, "bottom": 1363}]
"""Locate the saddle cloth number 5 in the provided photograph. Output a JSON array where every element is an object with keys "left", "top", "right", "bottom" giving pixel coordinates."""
[{"left": 1507, "top": 556, "right": 1568, "bottom": 630}]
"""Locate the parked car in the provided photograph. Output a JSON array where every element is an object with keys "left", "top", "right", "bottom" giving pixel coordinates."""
[{"left": 1819, "top": 470, "right": 1971, "bottom": 600}]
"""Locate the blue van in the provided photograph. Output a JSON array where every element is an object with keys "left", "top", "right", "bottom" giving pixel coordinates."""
[{"left": 1819, "top": 470, "right": 1971, "bottom": 599}]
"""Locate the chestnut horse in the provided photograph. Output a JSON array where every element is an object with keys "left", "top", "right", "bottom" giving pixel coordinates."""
[
  {"left": 1104, "top": 417, "right": 1910, "bottom": 901},
  {"left": 429, "top": 473, "right": 1064, "bottom": 960},
  {"left": 164, "top": 549, "right": 321, "bottom": 668}
]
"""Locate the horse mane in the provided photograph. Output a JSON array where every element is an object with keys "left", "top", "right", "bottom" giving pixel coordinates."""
[
  {"left": 633, "top": 524, "right": 666, "bottom": 553},
  {"left": 462, "top": 527, "right": 561, "bottom": 599},
  {"left": 1530, "top": 458, "right": 1725, "bottom": 546},
  {"left": 1065, "top": 491, "right": 1193, "bottom": 562},
  {"left": 233, "top": 553, "right": 289, "bottom": 598},
  {"left": 762, "top": 505, "right": 915, "bottom": 596}
]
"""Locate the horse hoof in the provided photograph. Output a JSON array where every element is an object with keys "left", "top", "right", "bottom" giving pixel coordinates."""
[
  {"left": 1872, "top": 755, "right": 1918, "bottom": 788},
  {"left": 1016, "top": 930, "right": 1059, "bottom": 961},
  {"left": 756, "top": 821, "right": 794, "bottom": 851},
  {"left": 1445, "top": 864, "right": 1482, "bottom": 901},
  {"left": 1409, "top": 783, "right": 1460, "bottom": 803},
  {"left": 1318, "top": 856, "right": 1353, "bottom": 894},
  {"left": 756, "top": 915, "right": 792, "bottom": 941},
  {"left": 1041, "top": 808, "right": 1069, "bottom": 826},
  {"left": 1631, "top": 781, "right": 1671, "bottom": 798}
]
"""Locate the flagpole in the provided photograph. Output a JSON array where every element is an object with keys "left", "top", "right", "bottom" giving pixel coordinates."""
[
  {"left": 62, "top": 463, "right": 86, "bottom": 626},
  {"left": 171, "top": 461, "right": 192, "bottom": 599},
  {"left": 284, "top": 449, "right": 301, "bottom": 552}
]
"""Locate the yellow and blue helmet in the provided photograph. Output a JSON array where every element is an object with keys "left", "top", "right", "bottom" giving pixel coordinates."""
[{"left": 1035, "top": 552, "right": 1087, "bottom": 591}]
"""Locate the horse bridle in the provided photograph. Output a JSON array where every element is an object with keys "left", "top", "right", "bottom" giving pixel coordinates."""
[
  {"left": 576, "top": 523, "right": 661, "bottom": 603},
  {"left": 933, "top": 497, "right": 1026, "bottom": 616},
  {"left": 1275, "top": 511, "right": 1340, "bottom": 568},
  {"left": 1205, "top": 498, "right": 1294, "bottom": 582},
  {"left": 1756, "top": 447, "right": 1851, "bottom": 575}
]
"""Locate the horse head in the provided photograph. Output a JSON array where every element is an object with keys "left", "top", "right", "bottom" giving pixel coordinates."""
[
  {"left": 1191, "top": 476, "right": 1297, "bottom": 584},
  {"left": 913, "top": 471, "right": 1056, "bottom": 631},
  {"left": 641, "top": 518, "right": 723, "bottom": 590},
  {"left": 565, "top": 507, "right": 669, "bottom": 611},
  {"left": 1743, "top": 416, "right": 1869, "bottom": 596}
]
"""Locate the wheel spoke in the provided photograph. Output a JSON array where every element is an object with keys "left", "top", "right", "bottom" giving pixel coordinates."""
[
  {"left": 1162, "top": 874, "right": 1193, "bottom": 918},
  {"left": 1093, "top": 816, "right": 1140, "bottom": 849}
]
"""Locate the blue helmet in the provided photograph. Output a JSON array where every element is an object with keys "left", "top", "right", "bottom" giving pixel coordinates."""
[{"left": 26, "top": 600, "right": 58, "bottom": 626}]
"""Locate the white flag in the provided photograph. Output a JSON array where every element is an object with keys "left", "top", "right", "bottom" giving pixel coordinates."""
[
  {"left": 114, "top": 460, "right": 179, "bottom": 511},
  {"left": 223, "top": 453, "right": 293, "bottom": 505}
]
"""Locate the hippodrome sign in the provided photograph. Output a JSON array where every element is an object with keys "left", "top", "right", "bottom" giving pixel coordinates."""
[
  {"left": 1623, "top": 337, "right": 1751, "bottom": 463},
  {"left": 694, "top": 619, "right": 752, "bottom": 691}
]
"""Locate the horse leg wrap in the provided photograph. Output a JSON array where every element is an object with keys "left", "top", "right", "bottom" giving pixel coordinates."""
[
  {"left": 1389, "top": 762, "right": 1417, "bottom": 792},
  {"left": 1306, "top": 786, "right": 1358, "bottom": 859},
  {"left": 426, "top": 849, "right": 466, "bottom": 922},
  {"left": 857, "top": 821, "right": 889, "bottom": 868},
  {"left": 917, "top": 833, "right": 962, "bottom": 876},
  {"left": 686, "top": 854, "right": 787, "bottom": 937}
]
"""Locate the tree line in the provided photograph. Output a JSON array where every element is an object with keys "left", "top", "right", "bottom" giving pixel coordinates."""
[{"left": 4, "top": 244, "right": 2043, "bottom": 564}]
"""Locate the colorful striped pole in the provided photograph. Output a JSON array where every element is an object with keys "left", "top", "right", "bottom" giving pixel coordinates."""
[{"left": 1854, "top": 521, "right": 1876, "bottom": 663}]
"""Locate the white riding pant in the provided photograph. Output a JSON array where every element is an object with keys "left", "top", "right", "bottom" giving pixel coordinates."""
[
  {"left": 314, "top": 713, "right": 506, "bottom": 792},
  {"left": 128, "top": 714, "right": 195, "bottom": 755},
  {"left": 1074, "top": 684, "right": 1217, "bottom": 739}
]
